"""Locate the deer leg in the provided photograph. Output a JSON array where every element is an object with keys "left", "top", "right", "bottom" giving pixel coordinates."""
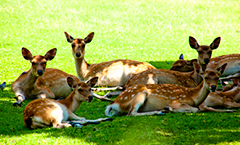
[
  {"left": 129, "top": 92, "right": 165, "bottom": 116},
  {"left": 199, "top": 104, "right": 235, "bottom": 112},
  {"left": 13, "top": 92, "right": 25, "bottom": 106},
  {"left": 170, "top": 101, "right": 200, "bottom": 113},
  {"left": 91, "top": 92, "right": 112, "bottom": 102},
  {"left": 104, "top": 91, "right": 122, "bottom": 98},
  {"left": 91, "top": 86, "right": 124, "bottom": 92},
  {"left": 224, "top": 102, "right": 240, "bottom": 108}
]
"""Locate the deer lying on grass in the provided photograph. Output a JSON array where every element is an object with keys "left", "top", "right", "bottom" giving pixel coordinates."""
[
  {"left": 23, "top": 76, "right": 111, "bottom": 129},
  {"left": 104, "top": 62, "right": 203, "bottom": 98},
  {"left": 105, "top": 63, "right": 227, "bottom": 116},
  {"left": 221, "top": 72, "right": 240, "bottom": 92},
  {"left": 206, "top": 54, "right": 240, "bottom": 77},
  {"left": 11, "top": 48, "right": 81, "bottom": 106},
  {"left": 64, "top": 31, "right": 156, "bottom": 88},
  {"left": 170, "top": 54, "right": 197, "bottom": 72},
  {"left": 189, "top": 36, "right": 221, "bottom": 73},
  {"left": 199, "top": 77, "right": 240, "bottom": 112}
]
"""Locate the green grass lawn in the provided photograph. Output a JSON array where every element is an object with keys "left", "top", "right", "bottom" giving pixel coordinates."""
[{"left": 0, "top": 0, "right": 240, "bottom": 144}]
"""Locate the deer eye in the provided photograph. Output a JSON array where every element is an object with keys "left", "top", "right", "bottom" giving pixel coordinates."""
[
  {"left": 32, "top": 62, "right": 36, "bottom": 65},
  {"left": 78, "top": 88, "right": 82, "bottom": 92}
]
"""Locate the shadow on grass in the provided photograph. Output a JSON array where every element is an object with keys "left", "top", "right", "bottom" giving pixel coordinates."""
[{"left": 1, "top": 63, "right": 240, "bottom": 144}]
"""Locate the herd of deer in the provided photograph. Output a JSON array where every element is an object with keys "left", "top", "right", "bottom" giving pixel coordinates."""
[{"left": 9, "top": 32, "right": 240, "bottom": 129}]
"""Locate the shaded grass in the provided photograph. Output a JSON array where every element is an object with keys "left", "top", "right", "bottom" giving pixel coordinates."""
[{"left": 0, "top": 0, "right": 240, "bottom": 144}]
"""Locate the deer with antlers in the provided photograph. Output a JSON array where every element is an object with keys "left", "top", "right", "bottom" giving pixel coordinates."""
[
  {"left": 105, "top": 63, "right": 227, "bottom": 116},
  {"left": 11, "top": 48, "right": 81, "bottom": 106},
  {"left": 23, "top": 76, "right": 111, "bottom": 129},
  {"left": 64, "top": 32, "right": 156, "bottom": 88},
  {"left": 170, "top": 54, "right": 197, "bottom": 72}
]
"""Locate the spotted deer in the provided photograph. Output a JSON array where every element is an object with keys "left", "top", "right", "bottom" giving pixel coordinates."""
[
  {"left": 11, "top": 48, "right": 80, "bottom": 106},
  {"left": 199, "top": 77, "right": 240, "bottom": 112},
  {"left": 206, "top": 54, "right": 240, "bottom": 77},
  {"left": 221, "top": 72, "right": 240, "bottom": 92},
  {"left": 23, "top": 76, "right": 111, "bottom": 129},
  {"left": 104, "top": 62, "right": 203, "bottom": 98},
  {"left": 105, "top": 63, "right": 227, "bottom": 116},
  {"left": 64, "top": 31, "right": 156, "bottom": 88},
  {"left": 189, "top": 36, "right": 221, "bottom": 73},
  {"left": 170, "top": 54, "right": 197, "bottom": 72}
]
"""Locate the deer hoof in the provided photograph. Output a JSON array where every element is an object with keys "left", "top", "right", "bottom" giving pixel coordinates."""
[{"left": 13, "top": 102, "right": 21, "bottom": 107}]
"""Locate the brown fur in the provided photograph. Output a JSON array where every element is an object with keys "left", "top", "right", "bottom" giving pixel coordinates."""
[
  {"left": 64, "top": 31, "right": 156, "bottom": 87},
  {"left": 105, "top": 64, "right": 227, "bottom": 116}
]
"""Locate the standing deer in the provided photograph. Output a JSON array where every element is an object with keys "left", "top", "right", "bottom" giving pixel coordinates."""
[
  {"left": 105, "top": 63, "right": 227, "bottom": 116},
  {"left": 170, "top": 54, "right": 197, "bottom": 72},
  {"left": 11, "top": 48, "right": 80, "bottom": 106},
  {"left": 23, "top": 76, "right": 111, "bottom": 129},
  {"left": 189, "top": 36, "right": 221, "bottom": 73},
  {"left": 64, "top": 31, "right": 156, "bottom": 87}
]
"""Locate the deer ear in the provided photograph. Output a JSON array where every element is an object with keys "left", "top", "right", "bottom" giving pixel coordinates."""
[
  {"left": 67, "top": 77, "right": 78, "bottom": 89},
  {"left": 179, "top": 54, "right": 184, "bottom": 60},
  {"left": 189, "top": 36, "right": 199, "bottom": 49},
  {"left": 217, "top": 63, "right": 227, "bottom": 75},
  {"left": 64, "top": 31, "right": 74, "bottom": 43},
  {"left": 188, "top": 59, "right": 198, "bottom": 66},
  {"left": 86, "top": 77, "right": 98, "bottom": 87},
  {"left": 84, "top": 32, "right": 94, "bottom": 43},
  {"left": 44, "top": 48, "right": 57, "bottom": 61},
  {"left": 22, "top": 47, "right": 33, "bottom": 60},
  {"left": 210, "top": 37, "right": 221, "bottom": 50}
]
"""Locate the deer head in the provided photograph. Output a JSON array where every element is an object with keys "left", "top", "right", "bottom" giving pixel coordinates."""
[
  {"left": 189, "top": 36, "right": 221, "bottom": 72},
  {"left": 64, "top": 32, "right": 94, "bottom": 59},
  {"left": 22, "top": 47, "right": 57, "bottom": 77}
]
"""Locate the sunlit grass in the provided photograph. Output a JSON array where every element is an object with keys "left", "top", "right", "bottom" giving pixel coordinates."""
[{"left": 0, "top": 0, "right": 240, "bottom": 144}]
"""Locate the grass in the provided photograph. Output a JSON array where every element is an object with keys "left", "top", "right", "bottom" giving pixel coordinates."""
[{"left": 0, "top": 0, "right": 240, "bottom": 144}]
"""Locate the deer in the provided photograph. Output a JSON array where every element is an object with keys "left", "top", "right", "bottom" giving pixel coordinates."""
[
  {"left": 11, "top": 47, "right": 84, "bottom": 106},
  {"left": 199, "top": 77, "right": 240, "bottom": 112},
  {"left": 170, "top": 54, "right": 197, "bottom": 72},
  {"left": 206, "top": 54, "right": 240, "bottom": 77},
  {"left": 23, "top": 76, "right": 111, "bottom": 129},
  {"left": 105, "top": 63, "right": 227, "bottom": 116},
  {"left": 104, "top": 62, "right": 203, "bottom": 98},
  {"left": 189, "top": 36, "right": 221, "bottom": 73},
  {"left": 64, "top": 31, "right": 156, "bottom": 89},
  {"left": 221, "top": 72, "right": 240, "bottom": 92}
]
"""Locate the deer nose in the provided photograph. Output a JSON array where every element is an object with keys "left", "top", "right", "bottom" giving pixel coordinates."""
[
  {"left": 88, "top": 96, "right": 93, "bottom": 102},
  {"left": 204, "top": 58, "right": 209, "bottom": 64},
  {"left": 37, "top": 70, "right": 43, "bottom": 76},
  {"left": 76, "top": 53, "right": 81, "bottom": 58},
  {"left": 210, "top": 85, "right": 216, "bottom": 92}
]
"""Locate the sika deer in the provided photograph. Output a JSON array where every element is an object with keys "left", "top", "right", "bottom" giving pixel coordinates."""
[
  {"left": 189, "top": 36, "right": 221, "bottom": 73},
  {"left": 11, "top": 48, "right": 80, "bottom": 106},
  {"left": 64, "top": 32, "right": 156, "bottom": 87},
  {"left": 170, "top": 54, "right": 197, "bottom": 72},
  {"left": 199, "top": 77, "right": 240, "bottom": 112},
  {"left": 105, "top": 63, "right": 227, "bottom": 116},
  {"left": 104, "top": 62, "right": 202, "bottom": 98},
  {"left": 23, "top": 77, "right": 111, "bottom": 129}
]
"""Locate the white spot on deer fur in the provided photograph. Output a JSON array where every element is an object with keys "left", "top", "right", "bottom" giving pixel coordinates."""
[
  {"left": 183, "top": 95, "right": 186, "bottom": 98},
  {"left": 131, "top": 94, "right": 135, "bottom": 97},
  {"left": 124, "top": 97, "right": 128, "bottom": 100},
  {"left": 162, "top": 89, "right": 166, "bottom": 92}
]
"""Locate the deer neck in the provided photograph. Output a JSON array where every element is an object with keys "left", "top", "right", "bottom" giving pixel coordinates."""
[
  {"left": 191, "top": 80, "right": 210, "bottom": 106},
  {"left": 74, "top": 57, "right": 90, "bottom": 81},
  {"left": 20, "top": 69, "right": 39, "bottom": 90},
  {"left": 59, "top": 91, "right": 83, "bottom": 113}
]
